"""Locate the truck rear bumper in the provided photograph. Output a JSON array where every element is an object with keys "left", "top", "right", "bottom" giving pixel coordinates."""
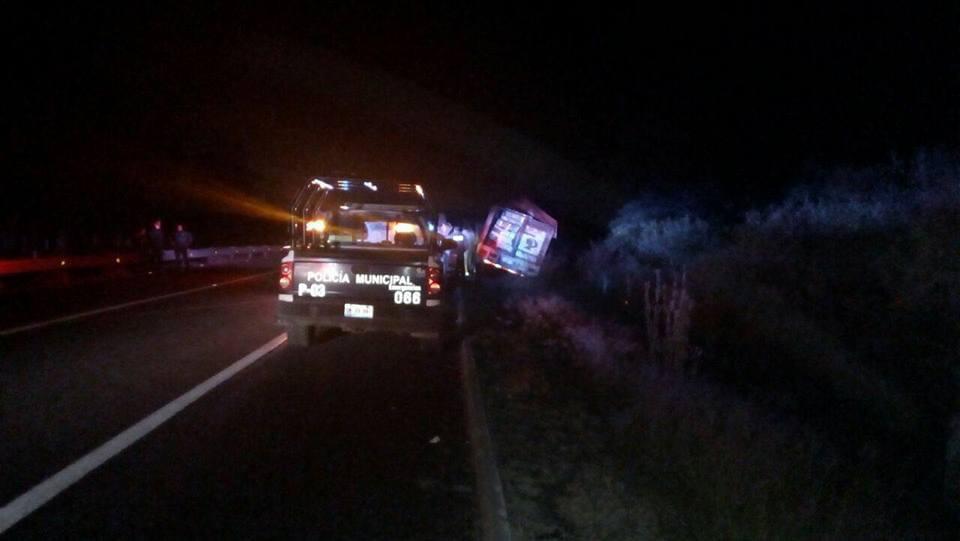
[{"left": 277, "top": 297, "right": 445, "bottom": 339}]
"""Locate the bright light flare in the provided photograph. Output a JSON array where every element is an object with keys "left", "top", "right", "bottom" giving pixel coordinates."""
[
  {"left": 312, "top": 179, "right": 334, "bottom": 190},
  {"left": 306, "top": 219, "right": 326, "bottom": 232},
  {"left": 415, "top": 184, "right": 424, "bottom": 198},
  {"left": 175, "top": 181, "right": 292, "bottom": 223},
  {"left": 394, "top": 222, "right": 417, "bottom": 234},
  {"left": 363, "top": 181, "right": 378, "bottom": 191}
]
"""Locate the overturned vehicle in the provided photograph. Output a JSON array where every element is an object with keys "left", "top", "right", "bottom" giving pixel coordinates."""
[{"left": 476, "top": 199, "right": 558, "bottom": 277}]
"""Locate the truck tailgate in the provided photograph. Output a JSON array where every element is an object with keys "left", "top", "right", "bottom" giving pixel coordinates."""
[{"left": 292, "top": 257, "right": 427, "bottom": 306}]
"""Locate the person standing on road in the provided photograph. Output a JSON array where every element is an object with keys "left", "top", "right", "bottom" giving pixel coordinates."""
[
  {"left": 147, "top": 219, "right": 165, "bottom": 269},
  {"left": 173, "top": 224, "right": 194, "bottom": 270}
]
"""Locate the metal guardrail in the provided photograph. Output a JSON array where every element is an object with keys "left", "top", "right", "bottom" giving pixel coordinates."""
[
  {"left": 0, "top": 246, "right": 286, "bottom": 276},
  {"left": 162, "top": 246, "right": 286, "bottom": 266}
]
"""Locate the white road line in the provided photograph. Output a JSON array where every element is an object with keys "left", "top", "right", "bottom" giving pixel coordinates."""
[
  {"left": 0, "top": 332, "right": 288, "bottom": 535},
  {"left": 0, "top": 272, "right": 271, "bottom": 337}
]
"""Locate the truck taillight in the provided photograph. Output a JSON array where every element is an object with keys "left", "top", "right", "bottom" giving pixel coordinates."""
[
  {"left": 427, "top": 266, "right": 442, "bottom": 295},
  {"left": 279, "top": 262, "right": 293, "bottom": 290}
]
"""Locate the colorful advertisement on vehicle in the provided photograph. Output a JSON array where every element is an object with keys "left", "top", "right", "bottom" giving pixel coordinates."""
[{"left": 476, "top": 200, "right": 557, "bottom": 277}]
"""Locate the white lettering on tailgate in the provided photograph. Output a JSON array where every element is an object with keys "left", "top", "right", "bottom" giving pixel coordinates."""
[
  {"left": 297, "top": 283, "right": 327, "bottom": 297},
  {"left": 305, "top": 270, "right": 350, "bottom": 283},
  {"left": 354, "top": 274, "right": 414, "bottom": 287}
]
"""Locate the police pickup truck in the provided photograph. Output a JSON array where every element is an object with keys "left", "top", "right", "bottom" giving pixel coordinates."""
[{"left": 277, "top": 178, "right": 458, "bottom": 347}]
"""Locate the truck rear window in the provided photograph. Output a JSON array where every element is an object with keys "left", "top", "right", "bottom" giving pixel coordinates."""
[{"left": 308, "top": 210, "right": 427, "bottom": 247}]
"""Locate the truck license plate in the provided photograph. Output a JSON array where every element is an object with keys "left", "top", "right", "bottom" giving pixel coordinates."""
[{"left": 344, "top": 303, "right": 374, "bottom": 319}]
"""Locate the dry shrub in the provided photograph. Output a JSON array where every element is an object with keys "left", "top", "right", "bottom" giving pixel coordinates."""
[
  {"left": 510, "top": 294, "right": 638, "bottom": 385},
  {"left": 642, "top": 268, "right": 696, "bottom": 373}
]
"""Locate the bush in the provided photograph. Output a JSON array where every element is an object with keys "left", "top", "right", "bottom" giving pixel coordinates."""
[
  {"left": 584, "top": 201, "right": 711, "bottom": 295},
  {"left": 622, "top": 366, "right": 891, "bottom": 539},
  {"left": 484, "top": 292, "right": 894, "bottom": 539},
  {"left": 743, "top": 149, "right": 960, "bottom": 237},
  {"left": 687, "top": 150, "right": 960, "bottom": 531},
  {"left": 488, "top": 149, "right": 960, "bottom": 537}
]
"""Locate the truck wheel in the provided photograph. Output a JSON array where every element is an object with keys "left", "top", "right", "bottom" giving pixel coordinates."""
[{"left": 286, "top": 325, "right": 311, "bottom": 347}]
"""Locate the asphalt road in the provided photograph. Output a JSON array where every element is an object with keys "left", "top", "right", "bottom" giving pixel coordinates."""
[{"left": 0, "top": 271, "right": 474, "bottom": 539}]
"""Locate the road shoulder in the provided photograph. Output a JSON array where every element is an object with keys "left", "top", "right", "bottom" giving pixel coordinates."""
[
  {"left": 470, "top": 318, "right": 660, "bottom": 540},
  {"left": 461, "top": 338, "right": 511, "bottom": 541}
]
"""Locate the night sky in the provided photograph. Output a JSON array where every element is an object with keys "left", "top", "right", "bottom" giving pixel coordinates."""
[{"left": 4, "top": 3, "right": 958, "bottom": 242}]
